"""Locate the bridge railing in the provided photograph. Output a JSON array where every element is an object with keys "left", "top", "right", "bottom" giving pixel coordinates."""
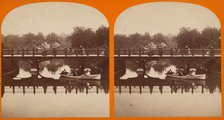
[
  {"left": 114, "top": 48, "right": 221, "bottom": 57},
  {"left": 2, "top": 48, "right": 109, "bottom": 57}
]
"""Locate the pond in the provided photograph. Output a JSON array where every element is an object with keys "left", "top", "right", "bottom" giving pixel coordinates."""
[
  {"left": 2, "top": 59, "right": 109, "bottom": 118},
  {"left": 115, "top": 58, "right": 221, "bottom": 117}
]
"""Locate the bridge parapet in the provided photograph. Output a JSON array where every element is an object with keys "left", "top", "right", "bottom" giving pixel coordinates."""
[
  {"left": 2, "top": 48, "right": 109, "bottom": 58},
  {"left": 114, "top": 48, "right": 221, "bottom": 58}
]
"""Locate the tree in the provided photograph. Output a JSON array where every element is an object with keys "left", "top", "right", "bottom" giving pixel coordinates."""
[
  {"left": 46, "top": 33, "right": 62, "bottom": 44},
  {"left": 68, "top": 27, "right": 95, "bottom": 48},
  {"left": 35, "top": 32, "right": 45, "bottom": 46},
  {"left": 175, "top": 27, "right": 201, "bottom": 49},
  {"left": 152, "top": 33, "right": 167, "bottom": 44},
  {"left": 2, "top": 34, "right": 22, "bottom": 49},
  {"left": 95, "top": 26, "right": 109, "bottom": 47},
  {"left": 200, "top": 27, "right": 221, "bottom": 48},
  {"left": 114, "top": 34, "right": 128, "bottom": 49},
  {"left": 128, "top": 33, "right": 142, "bottom": 49},
  {"left": 21, "top": 33, "right": 37, "bottom": 49},
  {"left": 141, "top": 32, "right": 152, "bottom": 45}
]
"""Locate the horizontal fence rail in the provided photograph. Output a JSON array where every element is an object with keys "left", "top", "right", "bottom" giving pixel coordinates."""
[
  {"left": 2, "top": 48, "right": 221, "bottom": 58},
  {"left": 114, "top": 48, "right": 221, "bottom": 58},
  {"left": 2, "top": 48, "right": 109, "bottom": 58}
]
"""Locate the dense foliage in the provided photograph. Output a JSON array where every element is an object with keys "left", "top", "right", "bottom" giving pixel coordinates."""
[
  {"left": 2, "top": 26, "right": 109, "bottom": 49},
  {"left": 114, "top": 27, "right": 221, "bottom": 49}
]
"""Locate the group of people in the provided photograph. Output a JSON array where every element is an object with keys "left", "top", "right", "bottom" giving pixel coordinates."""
[
  {"left": 61, "top": 63, "right": 85, "bottom": 76},
  {"left": 166, "top": 63, "right": 192, "bottom": 76}
]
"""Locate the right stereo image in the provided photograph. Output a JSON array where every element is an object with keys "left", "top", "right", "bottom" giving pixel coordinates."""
[{"left": 114, "top": 2, "right": 221, "bottom": 117}]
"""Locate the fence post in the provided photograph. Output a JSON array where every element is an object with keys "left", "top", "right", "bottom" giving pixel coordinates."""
[
  {"left": 75, "top": 49, "right": 78, "bottom": 57},
  {"left": 191, "top": 49, "right": 194, "bottom": 56},
  {"left": 86, "top": 49, "right": 89, "bottom": 56},
  {"left": 202, "top": 49, "right": 205, "bottom": 57},
  {"left": 210, "top": 48, "right": 215, "bottom": 56},
  {"left": 181, "top": 49, "right": 184, "bottom": 57},
  {"left": 36, "top": 48, "right": 38, "bottom": 55},
  {"left": 33, "top": 47, "right": 35, "bottom": 57},
  {"left": 139, "top": 48, "right": 141, "bottom": 57},
  {"left": 97, "top": 48, "right": 99, "bottom": 56},
  {"left": 22, "top": 48, "right": 24, "bottom": 57},
  {"left": 53, "top": 48, "right": 57, "bottom": 57},
  {"left": 26, "top": 48, "right": 28, "bottom": 55},
  {"left": 159, "top": 48, "right": 163, "bottom": 57},
  {"left": 128, "top": 49, "right": 131, "bottom": 57},
  {"left": 42, "top": 49, "right": 47, "bottom": 57},
  {"left": 64, "top": 48, "right": 67, "bottom": 57},
  {"left": 150, "top": 49, "right": 153, "bottom": 56},
  {"left": 118, "top": 49, "right": 120, "bottom": 57},
  {"left": 11, "top": 49, "right": 14, "bottom": 56},
  {"left": 2, "top": 49, "right": 3, "bottom": 57},
  {"left": 170, "top": 48, "right": 173, "bottom": 57}
]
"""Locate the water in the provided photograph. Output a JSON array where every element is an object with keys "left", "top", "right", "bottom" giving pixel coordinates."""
[
  {"left": 115, "top": 58, "right": 221, "bottom": 117},
  {"left": 115, "top": 92, "right": 221, "bottom": 117},
  {"left": 2, "top": 90, "right": 109, "bottom": 118},
  {"left": 2, "top": 59, "right": 109, "bottom": 117},
  {"left": 117, "top": 59, "right": 221, "bottom": 92}
]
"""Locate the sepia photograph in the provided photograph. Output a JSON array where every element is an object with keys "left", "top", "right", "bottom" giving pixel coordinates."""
[
  {"left": 1, "top": 2, "right": 109, "bottom": 117},
  {"left": 114, "top": 2, "right": 221, "bottom": 117}
]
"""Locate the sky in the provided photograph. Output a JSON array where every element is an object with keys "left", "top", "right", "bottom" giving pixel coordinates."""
[
  {"left": 2, "top": 2, "right": 108, "bottom": 36},
  {"left": 115, "top": 2, "right": 221, "bottom": 36}
]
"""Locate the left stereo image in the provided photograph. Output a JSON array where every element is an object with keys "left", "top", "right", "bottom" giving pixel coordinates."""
[{"left": 1, "top": 2, "right": 109, "bottom": 118}]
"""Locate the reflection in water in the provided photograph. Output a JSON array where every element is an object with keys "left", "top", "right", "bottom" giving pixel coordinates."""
[
  {"left": 2, "top": 59, "right": 109, "bottom": 117},
  {"left": 16, "top": 69, "right": 32, "bottom": 78},
  {"left": 121, "top": 60, "right": 177, "bottom": 79},
  {"left": 40, "top": 64, "right": 71, "bottom": 79},
  {"left": 3, "top": 59, "right": 109, "bottom": 94},
  {"left": 118, "top": 59, "right": 221, "bottom": 93},
  {"left": 146, "top": 65, "right": 176, "bottom": 79},
  {"left": 120, "top": 69, "right": 138, "bottom": 79}
]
